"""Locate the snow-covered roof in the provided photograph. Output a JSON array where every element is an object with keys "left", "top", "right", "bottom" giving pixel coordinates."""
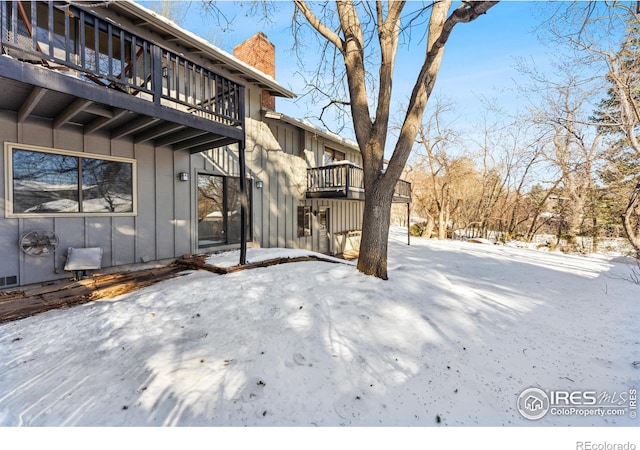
[
  {"left": 102, "top": 1, "right": 296, "bottom": 99},
  {"left": 262, "top": 111, "right": 361, "bottom": 153}
]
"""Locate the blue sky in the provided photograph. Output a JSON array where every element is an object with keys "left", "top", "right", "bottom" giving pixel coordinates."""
[{"left": 142, "top": 1, "right": 561, "bottom": 147}]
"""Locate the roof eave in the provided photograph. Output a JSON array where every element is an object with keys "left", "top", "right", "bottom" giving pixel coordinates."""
[{"left": 263, "top": 111, "right": 360, "bottom": 153}]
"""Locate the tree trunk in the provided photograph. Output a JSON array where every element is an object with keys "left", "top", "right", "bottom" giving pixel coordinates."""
[
  {"left": 357, "top": 182, "right": 394, "bottom": 279},
  {"left": 423, "top": 214, "right": 435, "bottom": 238},
  {"left": 444, "top": 202, "right": 452, "bottom": 239},
  {"left": 437, "top": 206, "right": 446, "bottom": 240},
  {"left": 622, "top": 181, "right": 640, "bottom": 258},
  {"left": 293, "top": 0, "right": 498, "bottom": 279}
]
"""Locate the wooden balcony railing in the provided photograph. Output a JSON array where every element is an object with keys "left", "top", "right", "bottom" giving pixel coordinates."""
[
  {"left": 394, "top": 177, "right": 412, "bottom": 200},
  {"left": 307, "top": 163, "right": 411, "bottom": 202},
  {"left": 0, "top": 1, "right": 242, "bottom": 127}
]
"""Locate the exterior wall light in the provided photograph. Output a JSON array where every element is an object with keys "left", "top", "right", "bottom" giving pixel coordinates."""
[
  {"left": 178, "top": 172, "right": 189, "bottom": 182},
  {"left": 255, "top": 180, "right": 263, "bottom": 189}
]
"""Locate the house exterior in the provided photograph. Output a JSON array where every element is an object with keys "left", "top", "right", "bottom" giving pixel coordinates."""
[{"left": 0, "top": 0, "right": 410, "bottom": 289}]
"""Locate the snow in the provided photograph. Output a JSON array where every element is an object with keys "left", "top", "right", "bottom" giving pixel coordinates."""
[{"left": 0, "top": 229, "right": 638, "bottom": 442}]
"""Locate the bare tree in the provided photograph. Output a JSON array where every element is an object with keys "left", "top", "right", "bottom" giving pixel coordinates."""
[
  {"left": 541, "top": 1, "right": 640, "bottom": 254},
  {"left": 410, "top": 99, "right": 460, "bottom": 240},
  {"left": 515, "top": 52, "right": 606, "bottom": 246},
  {"left": 499, "top": 132, "right": 545, "bottom": 238},
  {"left": 292, "top": 1, "right": 498, "bottom": 278},
  {"left": 147, "top": 1, "right": 189, "bottom": 25}
]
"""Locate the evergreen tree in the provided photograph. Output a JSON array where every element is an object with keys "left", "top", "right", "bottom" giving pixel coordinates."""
[{"left": 592, "top": 14, "right": 640, "bottom": 255}]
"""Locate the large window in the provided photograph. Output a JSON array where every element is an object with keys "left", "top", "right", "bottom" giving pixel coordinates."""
[
  {"left": 197, "top": 173, "right": 252, "bottom": 248},
  {"left": 5, "top": 143, "right": 136, "bottom": 217}
]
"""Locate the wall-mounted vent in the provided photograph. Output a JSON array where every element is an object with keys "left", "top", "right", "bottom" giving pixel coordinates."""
[
  {"left": 19, "top": 230, "right": 59, "bottom": 256},
  {"left": 0, "top": 275, "right": 18, "bottom": 288}
]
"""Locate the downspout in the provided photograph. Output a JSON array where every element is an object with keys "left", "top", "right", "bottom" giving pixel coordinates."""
[{"left": 238, "top": 85, "right": 248, "bottom": 265}]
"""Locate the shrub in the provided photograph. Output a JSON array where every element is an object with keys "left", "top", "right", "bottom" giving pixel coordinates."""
[{"left": 410, "top": 223, "right": 424, "bottom": 237}]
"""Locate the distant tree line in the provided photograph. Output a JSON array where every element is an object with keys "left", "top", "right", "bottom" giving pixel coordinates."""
[{"left": 403, "top": 3, "right": 639, "bottom": 257}]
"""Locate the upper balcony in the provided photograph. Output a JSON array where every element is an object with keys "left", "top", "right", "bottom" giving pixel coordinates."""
[
  {"left": 307, "top": 163, "right": 411, "bottom": 203},
  {"left": 0, "top": 1, "right": 245, "bottom": 150}
]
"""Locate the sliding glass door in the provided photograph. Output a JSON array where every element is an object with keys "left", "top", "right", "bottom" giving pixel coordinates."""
[{"left": 197, "top": 173, "right": 251, "bottom": 248}]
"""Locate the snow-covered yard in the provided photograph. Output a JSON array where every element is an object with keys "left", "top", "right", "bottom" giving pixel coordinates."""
[{"left": 0, "top": 229, "right": 637, "bottom": 429}]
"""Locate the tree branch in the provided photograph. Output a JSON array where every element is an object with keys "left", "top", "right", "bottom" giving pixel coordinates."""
[
  {"left": 293, "top": 1, "right": 344, "bottom": 51},
  {"left": 387, "top": 1, "right": 498, "bottom": 189}
]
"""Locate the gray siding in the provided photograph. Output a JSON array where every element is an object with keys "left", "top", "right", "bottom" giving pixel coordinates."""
[
  {"left": 0, "top": 112, "right": 194, "bottom": 287},
  {"left": 223, "top": 115, "right": 366, "bottom": 256},
  {"left": 1, "top": 71, "right": 366, "bottom": 287}
]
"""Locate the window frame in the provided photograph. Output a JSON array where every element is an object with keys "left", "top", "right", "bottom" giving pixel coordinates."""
[
  {"left": 297, "top": 205, "right": 313, "bottom": 238},
  {"left": 323, "top": 147, "right": 346, "bottom": 165},
  {"left": 4, "top": 142, "right": 137, "bottom": 218}
]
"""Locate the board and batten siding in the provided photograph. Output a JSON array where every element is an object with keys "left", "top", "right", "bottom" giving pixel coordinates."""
[
  {"left": 238, "top": 115, "right": 365, "bottom": 255},
  {"left": 0, "top": 111, "right": 193, "bottom": 286}
]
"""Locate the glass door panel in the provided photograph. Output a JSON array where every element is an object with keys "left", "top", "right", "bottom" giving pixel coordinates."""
[{"left": 197, "top": 174, "right": 225, "bottom": 247}]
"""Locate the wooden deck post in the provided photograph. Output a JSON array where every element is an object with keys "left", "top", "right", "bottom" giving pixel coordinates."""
[{"left": 238, "top": 86, "right": 248, "bottom": 265}]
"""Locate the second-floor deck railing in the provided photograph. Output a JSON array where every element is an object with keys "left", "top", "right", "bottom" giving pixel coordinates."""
[
  {"left": 394, "top": 177, "right": 412, "bottom": 200},
  {"left": 307, "top": 163, "right": 411, "bottom": 202},
  {"left": 307, "top": 163, "right": 362, "bottom": 193},
  {"left": 0, "top": 1, "right": 242, "bottom": 127}
]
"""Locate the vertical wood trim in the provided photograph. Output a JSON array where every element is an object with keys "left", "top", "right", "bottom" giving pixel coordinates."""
[{"left": 154, "top": 147, "right": 158, "bottom": 260}]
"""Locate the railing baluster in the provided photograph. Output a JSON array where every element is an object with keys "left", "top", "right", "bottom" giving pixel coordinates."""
[
  {"left": 0, "top": 2, "right": 5, "bottom": 50},
  {"left": 151, "top": 45, "right": 163, "bottom": 104},
  {"left": 47, "top": 1, "right": 53, "bottom": 58},
  {"left": 216, "top": 76, "right": 221, "bottom": 116},
  {"left": 165, "top": 52, "right": 171, "bottom": 96},
  {"left": 30, "top": 0, "right": 36, "bottom": 52},
  {"left": 93, "top": 16, "right": 99, "bottom": 71},
  {"left": 142, "top": 40, "right": 148, "bottom": 88},
  {"left": 130, "top": 35, "right": 136, "bottom": 84},
  {"left": 10, "top": 0, "right": 17, "bottom": 46},
  {"left": 107, "top": 23, "right": 113, "bottom": 78},
  {"left": 79, "top": 10, "right": 85, "bottom": 68},
  {"left": 235, "top": 84, "right": 240, "bottom": 121},
  {"left": 205, "top": 71, "right": 212, "bottom": 113},
  {"left": 200, "top": 67, "right": 206, "bottom": 112},
  {"left": 64, "top": 4, "right": 71, "bottom": 63},
  {"left": 183, "top": 58, "right": 188, "bottom": 102},
  {"left": 222, "top": 78, "right": 227, "bottom": 117},
  {"left": 119, "top": 29, "right": 124, "bottom": 78},
  {"left": 346, "top": 166, "right": 351, "bottom": 197},
  {"left": 175, "top": 54, "right": 180, "bottom": 102}
]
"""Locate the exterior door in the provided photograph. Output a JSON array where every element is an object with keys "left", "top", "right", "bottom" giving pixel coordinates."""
[
  {"left": 197, "top": 174, "right": 225, "bottom": 248},
  {"left": 318, "top": 207, "right": 330, "bottom": 254},
  {"left": 197, "top": 173, "right": 250, "bottom": 248}
]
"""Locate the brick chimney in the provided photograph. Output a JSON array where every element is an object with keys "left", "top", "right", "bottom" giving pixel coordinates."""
[{"left": 233, "top": 32, "right": 276, "bottom": 111}]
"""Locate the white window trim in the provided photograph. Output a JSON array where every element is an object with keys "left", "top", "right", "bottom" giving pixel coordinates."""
[{"left": 4, "top": 142, "right": 138, "bottom": 218}]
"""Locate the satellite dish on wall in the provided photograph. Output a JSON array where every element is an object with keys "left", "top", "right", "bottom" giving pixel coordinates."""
[{"left": 19, "top": 230, "right": 59, "bottom": 256}]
